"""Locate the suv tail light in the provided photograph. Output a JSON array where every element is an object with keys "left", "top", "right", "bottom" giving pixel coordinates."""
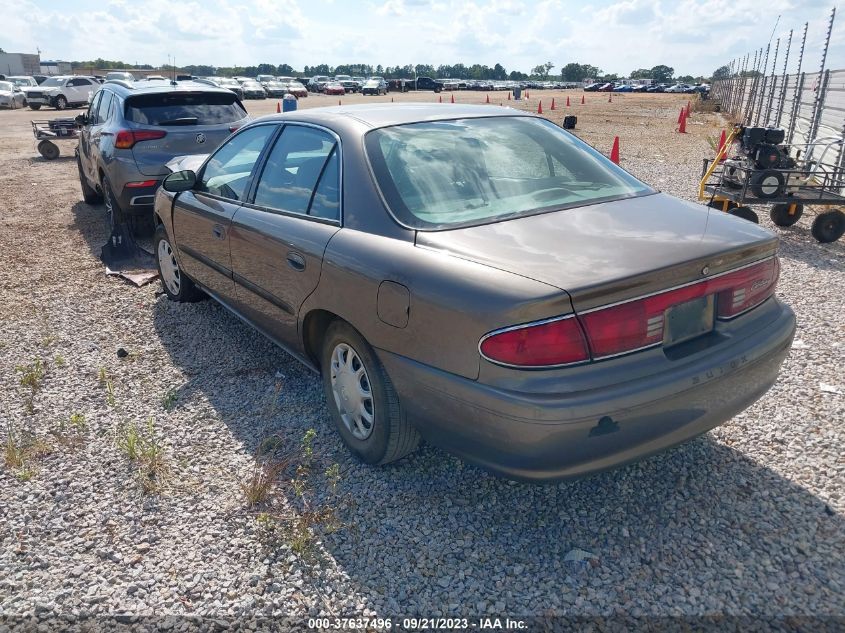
[
  {"left": 114, "top": 129, "right": 167, "bottom": 149},
  {"left": 481, "top": 257, "right": 779, "bottom": 367}
]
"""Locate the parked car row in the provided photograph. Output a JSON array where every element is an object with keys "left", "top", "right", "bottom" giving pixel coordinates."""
[{"left": 584, "top": 82, "right": 710, "bottom": 94}]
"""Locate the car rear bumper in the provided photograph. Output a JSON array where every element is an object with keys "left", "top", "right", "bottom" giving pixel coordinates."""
[
  {"left": 378, "top": 299, "right": 796, "bottom": 482},
  {"left": 118, "top": 181, "right": 160, "bottom": 215}
]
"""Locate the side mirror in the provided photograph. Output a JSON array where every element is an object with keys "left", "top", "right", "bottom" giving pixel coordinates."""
[
  {"left": 162, "top": 170, "right": 197, "bottom": 193},
  {"left": 74, "top": 113, "right": 89, "bottom": 126}
]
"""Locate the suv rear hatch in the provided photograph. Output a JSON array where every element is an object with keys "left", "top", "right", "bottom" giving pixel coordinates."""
[{"left": 124, "top": 91, "right": 248, "bottom": 176}]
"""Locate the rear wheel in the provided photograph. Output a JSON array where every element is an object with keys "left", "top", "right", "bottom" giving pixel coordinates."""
[
  {"left": 321, "top": 321, "right": 420, "bottom": 465},
  {"left": 729, "top": 206, "right": 759, "bottom": 223},
  {"left": 102, "top": 176, "right": 119, "bottom": 230},
  {"left": 769, "top": 202, "right": 803, "bottom": 227},
  {"left": 77, "top": 154, "right": 102, "bottom": 203},
  {"left": 154, "top": 225, "right": 205, "bottom": 302},
  {"left": 811, "top": 210, "right": 845, "bottom": 243},
  {"left": 29, "top": 103, "right": 41, "bottom": 111},
  {"left": 37, "top": 140, "right": 60, "bottom": 160},
  {"left": 54, "top": 95, "right": 68, "bottom": 110}
]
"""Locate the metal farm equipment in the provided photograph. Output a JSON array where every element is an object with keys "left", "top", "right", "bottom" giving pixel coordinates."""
[
  {"left": 31, "top": 118, "right": 79, "bottom": 160},
  {"left": 699, "top": 123, "right": 845, "bottom": 243}
]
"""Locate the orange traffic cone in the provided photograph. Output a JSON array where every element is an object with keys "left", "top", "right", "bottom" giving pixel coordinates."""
[
  {"left": 717, "top": 129, "right": 726, "bottom": 155},
  {"left": 526, "top": 90, "right": 530, "bottom": 99},
  {"left": 450, "top": 93, "right": 455, "bottom": 103},
  {"left": 550, "top": 98, "right": 556, "bottom": 110},
  {"left": 537, "top": 100, "right": 543, "bottom": 114},
  {"left": 338, "top": 99, "right": 342, "bottom": 106},
  {"left": 608, "top": 93, "right": 612, "bottom": 103},
  {"left": 508, "top": 91, "right": 511, "bottom": 101},
  {"left": 678, "top": 111, "right": 687, "bottom": 134},
  {"left": 566, "top": 96, "right": 570, "bottom": 107},
  {"left": 276, "top": 101, "right": 281, "bottom": 113},
  {"left": 439, "top": 94, "right": 442, "bottom": 103},
  {"left": 610, "top": 136, "right": 620, "bottom": 164},
  {"left": 486, "top": 93, "right": 490, "bottom": 103},
  {"left": 581, "top": 94, "right": 585, "bottom": 104},
  {"left": 677, "top": 107, "right": 685, "bottom": 124}
]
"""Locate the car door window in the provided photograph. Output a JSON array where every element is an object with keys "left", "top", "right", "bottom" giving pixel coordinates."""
[
  {"left": 197, "top": 124, "right": 276, "bottom": 201},
  {"left": 252, "top": 126, "right": 336, "bottom": 217},
  {"left": 95, "top": 91, "right": 113, "bottom": 124},
  {"left": 308, "top": 148, "right": 340, "bottom": 221},
  {"left": 86, "top": 90, "right": 102, "bottom": 121}
]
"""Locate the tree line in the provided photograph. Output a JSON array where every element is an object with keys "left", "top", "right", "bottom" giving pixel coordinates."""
[{"left": 69, "top": 58, "right": 708, "bottom": 82}]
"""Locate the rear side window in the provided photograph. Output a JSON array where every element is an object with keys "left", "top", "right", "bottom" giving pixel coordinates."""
[
  {"left": 197, "top": 125, "right": 276, "bottom": 201},
  {"left": 252, "top": 126, "right": 338, "bottom": 219},
  {"left": 124, "top": 92, "right": 246, "bottom": 126},
  {"left": 94, "top": 91, "right": 113, "bottom": 124}
]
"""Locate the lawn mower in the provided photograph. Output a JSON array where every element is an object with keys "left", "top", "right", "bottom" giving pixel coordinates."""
[{"left": 699, "top": 123, "right": 845, "bottom": 243}]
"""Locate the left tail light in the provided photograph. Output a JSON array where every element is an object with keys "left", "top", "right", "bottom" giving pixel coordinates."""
[
  {"left": 479, "top": 316, "right": 590, "bottom": 367},
  {"left": 114, "top": 129, "right": 167, "bottom": 149}
]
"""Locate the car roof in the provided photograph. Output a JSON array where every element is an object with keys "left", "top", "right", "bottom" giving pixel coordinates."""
[
  {"left": 100, "top": 80, "right": 238, "bottom": 98},
  {"left": 257, "top": 103, "right": 533, "bottom": 129}
]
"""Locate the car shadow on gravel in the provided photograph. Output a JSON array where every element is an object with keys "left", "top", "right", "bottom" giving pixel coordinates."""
[{"left": 150, "top": 295, "right": 844, "bottom": 616}]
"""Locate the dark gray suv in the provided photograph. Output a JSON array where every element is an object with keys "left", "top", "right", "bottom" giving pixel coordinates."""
[{"left": 76, "top": 80, "right": 250, "bottom": 229}]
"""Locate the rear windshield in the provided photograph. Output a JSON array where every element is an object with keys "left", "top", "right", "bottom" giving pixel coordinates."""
[
  {"left": 125, "top": 92, "right": 246, "bottom": 126},
  {"left": 365, "top": 116, "right": 653, "bottom": 229}
]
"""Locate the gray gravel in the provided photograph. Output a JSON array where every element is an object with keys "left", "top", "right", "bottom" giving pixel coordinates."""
[{"left": 0, "top": 97, "right": 843, "bottom": 628}]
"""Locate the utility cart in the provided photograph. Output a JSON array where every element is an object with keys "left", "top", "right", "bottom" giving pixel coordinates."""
[
  {"left": 699, "top": 124, "right": 845, "bottom": 243},
  {"left": 31, "top": 118, "right": 79, "bottom": 160}
]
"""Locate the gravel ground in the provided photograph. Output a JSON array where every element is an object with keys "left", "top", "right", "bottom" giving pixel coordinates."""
[{"left": 0, "top": 91, "right": 843, "bottom": 630}]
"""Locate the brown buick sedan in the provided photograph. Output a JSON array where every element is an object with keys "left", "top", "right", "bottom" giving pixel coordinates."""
[{"left": 152, "top": 104, "right": 795, "bottom": 481}]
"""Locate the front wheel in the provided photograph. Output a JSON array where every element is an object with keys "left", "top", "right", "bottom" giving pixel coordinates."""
[
  {"left": 54, "top": 95, "right": 68, "bottom": 110},
  {"left": 321, "top": 321, "right": 420, "bottom": 465},
  {"left": 770, "top": 202, "right": 803, "bottom": 227},
  {"left": 154, "top": 225, "right": 205, "bottom": 302},
  {"left": 29, "top": 103, "right": 41, "bottom": 111}
]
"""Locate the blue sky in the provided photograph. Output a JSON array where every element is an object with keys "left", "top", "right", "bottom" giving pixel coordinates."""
[{"left": 4, "top": 0, "right": 842, "bottom": 77}]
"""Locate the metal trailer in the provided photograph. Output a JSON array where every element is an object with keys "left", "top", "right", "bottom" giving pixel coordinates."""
[
  {"left": 31, "top": 118, "right": 79, "bottom": 159},
  {"left": 699, "top": 126, "right": 845, "bottom": 243}
]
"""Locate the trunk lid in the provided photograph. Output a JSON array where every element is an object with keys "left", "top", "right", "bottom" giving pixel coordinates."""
[{"left": 416, "top": 193, "right": 778, "bottom": 312}]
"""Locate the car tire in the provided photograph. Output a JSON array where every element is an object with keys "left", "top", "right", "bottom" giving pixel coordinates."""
[
  {"left": 321, "top": 320, "right": 420, "bottom": 465},
  {"left": 54, "top": 95, "right": 68, "bottom": 110},
  {"left": 154, "top": 224, "right": 205, "bottom": 302},
  {"left": 707, "top": 200, "right": 738, "bottom": 212},
  {"left": 77, "top": 154, "right": 103, "bottom": 204},
  {"left": 810, "top": 210, "right": 845, "bottom": 243},
  {"left": 750, "top": 169, "right": 785, "bottom": 199},
  {"left": 37, "top": 140, "right": 60, "bottom": 160},
  {"left": 101, "top": 176, "right": 120, "bottom": 230},
  {"left": 29, "top": 103, "right": 41, "bottom": 110},
  {"left": 769, "top": 202, "right": 803, "bottom": 227},
  {"left": 728, "top": 206, "right": 759, "bottom": 223}
]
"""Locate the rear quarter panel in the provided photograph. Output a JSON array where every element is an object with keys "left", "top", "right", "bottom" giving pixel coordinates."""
[{"left": 302, "top": 230, "right": 572, "bottom": 379}]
